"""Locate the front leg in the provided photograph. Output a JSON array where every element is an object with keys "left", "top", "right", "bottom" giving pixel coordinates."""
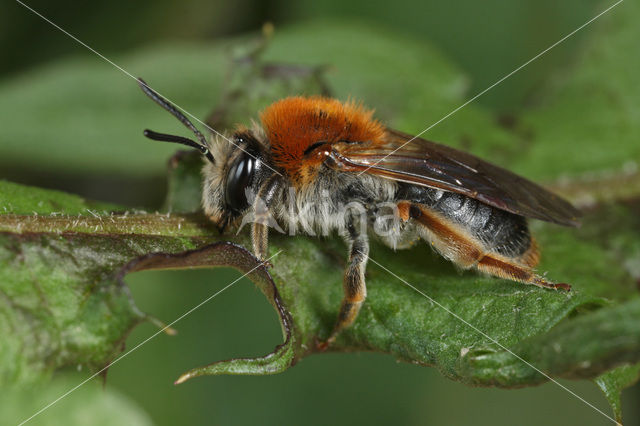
[
  {"left": 251, "top": 222, "right": 270, "bottom": 265},
  {"left": 321, "top": 217, "right": 370, "bottom": 348},
  {"left": 251, "top": 174, "right": 283, "bottom": 265}
]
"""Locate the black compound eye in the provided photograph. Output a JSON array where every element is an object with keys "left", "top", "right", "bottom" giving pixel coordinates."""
[{"left": 225, "top": 154, "right": 255, "bottom": 213}]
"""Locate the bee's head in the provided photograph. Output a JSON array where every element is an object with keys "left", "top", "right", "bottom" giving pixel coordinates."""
[
  {"left": 137, "top": 78, "right": 271, "bottom": 232},
  {"left": 201, "top": 130, "right": 270, "bottom": 231}
]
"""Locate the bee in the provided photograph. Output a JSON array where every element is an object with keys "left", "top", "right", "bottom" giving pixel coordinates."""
[{"left": 138, "top": 78, "right": 581, "bottom": 346}]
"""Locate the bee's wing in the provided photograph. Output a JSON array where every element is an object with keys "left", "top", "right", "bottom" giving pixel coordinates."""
[{"left": 329, "top": 128, "right": 581, "bottom": 226}]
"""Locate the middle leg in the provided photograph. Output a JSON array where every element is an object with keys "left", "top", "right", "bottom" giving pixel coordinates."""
[{"left": 320, "top": 219, "right": 369, "bottom": 348}]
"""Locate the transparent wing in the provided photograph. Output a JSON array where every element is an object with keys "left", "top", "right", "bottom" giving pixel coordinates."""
[{"left": 328, "top": 128, "right": 581, "bottom": 226}]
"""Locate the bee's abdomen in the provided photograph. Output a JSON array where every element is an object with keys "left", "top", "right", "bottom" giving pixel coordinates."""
[{"left": 397, "top": 184, "right": 531, "bottom": 258}]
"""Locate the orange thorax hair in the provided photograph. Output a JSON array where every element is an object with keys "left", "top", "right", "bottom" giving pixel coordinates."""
[{"left": 260, "top": 97, "right": 385, "bottom": 180}]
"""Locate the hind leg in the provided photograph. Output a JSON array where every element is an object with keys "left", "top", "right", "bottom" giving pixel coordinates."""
[
  {"left": 476, "top": 254, "right": 571, "bottom": 290},
  {"left": 407, "top": 203, "right": 571, "bottom": 291}
]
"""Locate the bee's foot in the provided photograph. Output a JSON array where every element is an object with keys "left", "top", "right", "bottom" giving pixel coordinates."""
[
  {"left": 316, "top": 336, "right": 335, "bottom": 351},
  {"left": 553, "top": 282, "right": 572, "bottom": 291},
  {"left": 533, "top": 277, "right": 572, "bottom": 291}
]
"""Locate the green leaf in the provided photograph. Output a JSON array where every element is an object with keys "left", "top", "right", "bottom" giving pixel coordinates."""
[
  {"left": 1, "top": 373, "right": 153, "bottom": 426},
  {"left": 0, "top": 213, "right": 199, "bottom": 385},
  {"left": 0, "top": 20, "right": 509, "bottom": 178},
  {"left": 0, "top": 180, "right": 120, "bottom": 215},
  {"left": 516, "top": 0, "right": 640, "bottom": 180},
  {"left": 2, "top": 179, "right": 639, "bottom": 385},
  {"left": 596, "top": 363, "right": 640, "bottom": 424},
  {"left": 0, "top": 182, "right": 212, "bottom": 386}
]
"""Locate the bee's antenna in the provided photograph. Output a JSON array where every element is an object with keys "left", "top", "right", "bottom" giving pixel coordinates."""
[
  {"left": 137, "top": 78, "right": 214, "bottom": 163},
  {"left": 143, "top": 129, "right": 215, "bottom": 163}
]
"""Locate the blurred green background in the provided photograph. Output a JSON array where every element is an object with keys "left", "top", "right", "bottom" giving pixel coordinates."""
[{"left": 3, "top": 0, "right": 638, "bottom": 425}]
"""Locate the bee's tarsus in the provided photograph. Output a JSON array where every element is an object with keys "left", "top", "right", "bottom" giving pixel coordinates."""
[{"left": 316, "top": 338, "right": 333, "bottom": 352}]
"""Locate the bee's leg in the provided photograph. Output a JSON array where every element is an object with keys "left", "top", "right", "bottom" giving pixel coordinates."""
[
  {"left": 405, "top": 202, "right": 572, "bottom": 291},
  {"left": 320, "top": 218, "right": 369, "bottom": 349},
  {"left": 250, "top": 174, "right": 283, "bottom": 267},
  {"left": 476, "top": 255, "right": 571, "bottom": 291},
  {"left": 251, "top": 223, "right": 270, "bottom": 267}
]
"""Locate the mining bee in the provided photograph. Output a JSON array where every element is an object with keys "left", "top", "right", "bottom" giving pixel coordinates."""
[{"left": 138, "top": 78, "right": 581, "bottom": 346}]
